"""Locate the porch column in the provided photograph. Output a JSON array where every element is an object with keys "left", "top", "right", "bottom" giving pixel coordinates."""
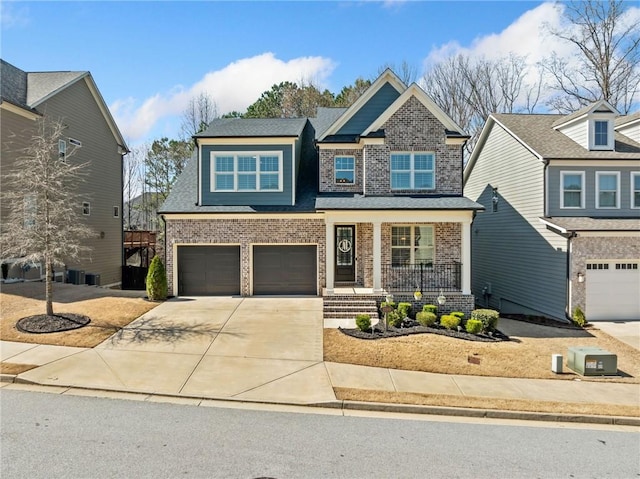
[
  {"left": 461, "top": 219, "right": 471, "bottom": 294},
  {"left": 373, "top": 221, "right": 382, "bottom": 293},
  {"left": 325, "top": 220, "right": 334, "bottom": 294}
]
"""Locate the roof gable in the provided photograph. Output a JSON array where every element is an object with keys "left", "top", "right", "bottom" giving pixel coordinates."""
[
  {"left": 27, "top": 71, "right": 88, "bottom": 107},
  {"left": 551, "top": 99, "right": 618, "bottom": 129}
]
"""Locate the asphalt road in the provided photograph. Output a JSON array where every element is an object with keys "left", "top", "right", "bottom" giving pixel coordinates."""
[{"left": 1, "top": 389, "right": 638, "bottom": 479}]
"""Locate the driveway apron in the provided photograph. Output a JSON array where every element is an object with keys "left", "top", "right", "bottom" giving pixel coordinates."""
[{"left": 17, "top": 297, "right": 336, "bottom": 404}]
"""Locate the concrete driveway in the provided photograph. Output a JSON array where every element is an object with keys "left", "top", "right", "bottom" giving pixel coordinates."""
[{"left": 17, "top": 297, "right": 336, "bottom": 404}]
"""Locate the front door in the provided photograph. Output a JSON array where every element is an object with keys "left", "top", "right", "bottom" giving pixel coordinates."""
[{"left": 335, "top": 225, "right": 355, "bottom": 282}]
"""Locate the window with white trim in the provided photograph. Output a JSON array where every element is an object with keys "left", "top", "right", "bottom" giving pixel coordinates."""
[
  {"left": 590, "top": 119, "right": 613, "bottom": 150},
  {"left": 596, "top": 172, "right": 620, "bottom": 208},
  {"left": 632, "top": 172, "right": 640, "bottom": 208},
  {"left": 82, "top": 202, "right": 91, "bottom": 216},
  {"left": 560, "top": 171, "right": 584, "bottom": 208},
  {"left": 211, "top": 152, "right": 283, "bottom": 192},
  {"left": 23, "top": 194, "right": 37, "bottom": 229},
  {"left": 58, "top": 140, "right": 67, "bottom": 161},
  {"left": 113, "top": 206, "right": 120, "bottom": 218},
  {"left": 390, "top": 152, "right": 434, "bottom": 190},
  {"left": 391, "top": 225, "right": 434, "bottom": 266},
  {"left": 334, "top": 156, "right": 355, "bottom": 184}
]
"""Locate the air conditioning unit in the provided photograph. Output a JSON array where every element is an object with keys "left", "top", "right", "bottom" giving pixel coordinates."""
[
  {"left": 67, "top": 269, "right": 85, "bottom": 285},
  {"left": 85, "top": 273, "right": 101, "bottom": 286}
]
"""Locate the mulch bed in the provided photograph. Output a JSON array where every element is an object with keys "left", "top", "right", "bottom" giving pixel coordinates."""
[
  {"left": 16, "top": 313, "right": 91, "bottom": 334},
  {"left": 340, "top": 320, "right": 510, "bottom": 342}
]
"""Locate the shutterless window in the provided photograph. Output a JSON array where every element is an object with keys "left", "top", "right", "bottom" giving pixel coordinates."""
[
  {"left": 594, "top": 120, "right": 608, "bottom": 146},
  {"left": 113, "top": 206, "right": 120, "bottom": 218},
  {"left": 82, "top": 202, "right": 91, "bottom": 216},
  {"left": 335, "top": 156, "right": 355, "bottom": 184},
  {"left": 212, "top": 153, "right": 282, "bottom": 191},
  {"left": 391, "top": 225, "right": 434, "bottom": 266},
  {"left": 391, "top": 152, "right": 434, "bottom": 190},
  {"left": 560, "top": 171, "right": 584, "bottom": 208},
  {"left": 632, "top": 173, "right": 640, "bottom": 208},
  {"left": 596, "top": 172, "right": 619, "bottom": 208},
  {"left": 58, "top": 140, "right": 67, "bottom": 161}
]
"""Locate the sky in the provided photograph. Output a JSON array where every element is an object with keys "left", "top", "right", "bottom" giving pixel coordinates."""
[{"left": 2, "top": 1, "right": 638, "bottom": 148}]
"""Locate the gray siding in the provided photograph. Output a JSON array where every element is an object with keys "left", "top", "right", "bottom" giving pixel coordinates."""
[
  {"left": 465, "top": 124, "right": 568, "bottom": 320},
  {"left": 548, "top": 166, "right": 640, "bottom": 217},
  {"left": 201, "top": 144, "right": 294, "bottom": 206},
  {"left": 337, "top": 82, "right": 400, "bottom": 135}
]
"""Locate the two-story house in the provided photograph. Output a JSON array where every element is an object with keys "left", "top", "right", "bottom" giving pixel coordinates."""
[
  {"left": 464, "top": 100, "right": 640, "bottom": 322},
  {"left": 0, "top": 59, "right": 128, "bottom": 286},
  {"left": 160, "top": 69, "right": 483, "bottom": 315}
]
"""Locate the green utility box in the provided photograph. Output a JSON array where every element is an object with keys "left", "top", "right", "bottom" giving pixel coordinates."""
[{"left": 567, "top": 347, "right": 617, "bottom": 376}]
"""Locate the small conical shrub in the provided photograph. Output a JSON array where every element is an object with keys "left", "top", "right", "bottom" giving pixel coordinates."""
[{"left": 146, "top": 256, "right": 168, "bottom": 301}]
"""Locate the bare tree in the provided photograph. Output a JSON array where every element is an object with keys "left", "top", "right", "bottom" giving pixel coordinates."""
[
  {"left": 180, "top": 92, "right": 218, "bottom": 139},
  {"left": 378, "top": 60, "right": 419, "bottom": 85},
  {"left": 123, "top": 144, "right": 145, "bottom": 229},
  {"left": 544, "top": 0, "right": 640, "bottom": 113},
  {"left": 0, "top": 118, "right": 94, "bottom": 316}
]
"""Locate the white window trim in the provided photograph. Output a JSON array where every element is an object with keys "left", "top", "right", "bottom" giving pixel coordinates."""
[
  {"left": 58, "top": 139, "right": 67, "bottom": 160},
  {"left": 334, "top": 156, "right": 355, "bottom": 185},
  {"left": 210, "top": 151, "right": 284, "bottom": 192},
  {"left": 589, "top": 117, "right": 614, "bottom": 151},
  {"left": 631, "top": 172, "right": 640, "bottom": 209},
  {"left": 595, "top": 171, "right": 620, "bottom": 209},
  {"left": 391, "top": 224, "right": 435, "bottom": 266},
  {"left": 560, "top": 171, "right": 585, "bottom": 209},
  {"left": 82, "top": 201, "right": 91, "bottom": 216},
  {"left": 390, "top": 151, "right": 435, "bottom": 190},
  {"left": 113, "top": 206, "right": 120, "bottom": 218}
]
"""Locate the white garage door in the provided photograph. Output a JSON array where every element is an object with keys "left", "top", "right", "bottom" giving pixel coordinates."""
[{"left": 586, "top": 262, "right": 640, "bottom": 321}]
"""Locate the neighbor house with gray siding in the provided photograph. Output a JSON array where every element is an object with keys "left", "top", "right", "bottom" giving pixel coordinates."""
[
  {"left": 464, "top": 101, "right": 640, "bottom": 321},
  {"left": 0, "top": 59, "right": 128, "bottom": 286},
  {"left": 160, "top": 69, "right": 483, "bottom": 317}
]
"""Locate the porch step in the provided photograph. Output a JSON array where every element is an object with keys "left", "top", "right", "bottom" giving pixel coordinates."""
[{"left": 322, "top": 297, "right": 380, "bottom": 322}]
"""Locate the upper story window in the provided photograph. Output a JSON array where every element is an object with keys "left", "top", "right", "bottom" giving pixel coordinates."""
[
  {"left": 390, "top": 152, "right": 435, "bottom": 190},
  {"left": 334, "top": 156, "right": 355, "bottom": 184},
  {"left": 211, "top": 152, "right": 283, "bottom": 192},
  {"left": 560, "top": 171, "right": 585, "bottom": 208},
  {"left": 58, "top": 140, "right": 67, "bottom": 161},
  {"left": 391, "top": 225, "right": 434, "bottom": 266},
  {"left": 590, "top": 118, "right": 613, "bottom": 150},
  {"left": 596, "top": 172, "right": 620, "bottom": 208},
  {"left": 82, "top": 201, "right": 91, "bottom": 216},
  {"left": 632, "top": 172, "right": 640, "bottom": 209}
]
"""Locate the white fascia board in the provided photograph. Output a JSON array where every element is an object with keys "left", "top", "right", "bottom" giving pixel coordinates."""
[
  {"left": 318, "top": 69, "right": 407, "bottom": 141},
  {"left": 549, "top": 159, "right": 640, "bottom": 167},
  {"left": 318, "top": 142, "right": 363, "bottom": 150},
  {"left": 553, "top": 100, "right": 618, "bottom": 131},
  {"left": 0, "top": 101, "right": 41, "bottom": 120},
  {"left": 322, "top": 209, "right": 474, "bottom": 224},
  {"left": 539, "top": 217, "right": 568, "bottom": 234},
  {"left": 363, "top": 83, "right": 466, "bottom": 137}
]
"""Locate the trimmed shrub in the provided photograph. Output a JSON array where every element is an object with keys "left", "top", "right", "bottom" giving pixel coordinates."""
[
  {"left": 380, "top": 301, "right": 396, "bottom": 310},
  {"left": 451, "top": 311, "right": 465, "bottom": 320},
  {"left": 146, "top": 256, "right": 168, "bottom": 301},
  {"left": 440, "top": 314, "right": 461, "bottom": 330},
  {"left": 386, "top": 309, "right": 403, "bottom": 328},
  {"left": 471, "top": 309, "right": 499, "bottom": 331},
  {"left": 422, "top": 304, "right": 438, "bottom": 314},
  {"left": 572, "top": 306, "right": 586, "bottom": 327},
  {"left": 355, "top": 314, "right": 372, "bottom": 332},
  {"left": 465, "top": 319, "right": 483, "bottom": 334},
  {"left": 416, "top": 311, "right": 437, "bottom": 326},
  {"left": 398, "top": 302, "right": 412, "bottom": 318}
]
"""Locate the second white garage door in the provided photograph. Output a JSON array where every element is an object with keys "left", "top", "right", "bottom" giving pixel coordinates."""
[{"left": 586, "top": 262, "right": 640, "bottom": 321}]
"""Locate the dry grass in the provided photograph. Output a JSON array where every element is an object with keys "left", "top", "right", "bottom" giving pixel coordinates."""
[
  {"left": 324, "top": 324, "right": 640, "bottom": 384},
  {"left": 334, "top": 388, "right": 640, "bottom": 418},
  {"left": 1, "top": 282, "right": 158, "bottom": 348},
  {"left": 0, "top": 363, "right": 38, "bottom": 375}
]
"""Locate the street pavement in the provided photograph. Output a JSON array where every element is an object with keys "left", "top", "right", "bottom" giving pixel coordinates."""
[{"left": 1, "top": 297, "right": 639, "bottom": 423}]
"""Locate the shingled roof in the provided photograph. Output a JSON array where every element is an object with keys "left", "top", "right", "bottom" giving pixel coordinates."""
[{"left": 195, "top": 117, "right": 307, "bottom": 138}]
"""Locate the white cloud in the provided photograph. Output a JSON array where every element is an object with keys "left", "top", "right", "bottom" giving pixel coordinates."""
[
  {"left": 111, "top": 53, "right": 335, "bottom": 143},
  {"left": 0, "top": 3, "right": 30, "bottom": 28}
]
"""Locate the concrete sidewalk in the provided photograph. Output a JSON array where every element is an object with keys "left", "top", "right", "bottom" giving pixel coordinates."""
[{"left": 1, "top": 297, "right": 639, "bottom": 424}]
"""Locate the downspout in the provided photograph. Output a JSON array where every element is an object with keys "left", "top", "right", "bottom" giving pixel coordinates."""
[
  {"left": 362, "top": 146, "right": 366, "bottom": 196},
  {"left": 565, "top": 232, "right": 577, "bottom": 322}
]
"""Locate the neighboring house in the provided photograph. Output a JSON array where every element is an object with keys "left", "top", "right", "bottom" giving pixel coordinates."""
[
  {"left": 0, "top": 59, "right": 128, "bottom": 286},
  {"left": 464, "top": 100, "right": 640, "bottom": 322},
  {"left": 160, "top": 69, "right": 482, "bottom": 312},
  {"left": 124, "top": 192, "right": 161, "bottom": 231}
]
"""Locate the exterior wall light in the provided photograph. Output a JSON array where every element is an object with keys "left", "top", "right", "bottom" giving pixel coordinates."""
[
  {"left": 437, "top": 289, "right": 447, "bottom": 305},
  {"left": 577, "top": 272, "right": 585, "bottom": 283}
]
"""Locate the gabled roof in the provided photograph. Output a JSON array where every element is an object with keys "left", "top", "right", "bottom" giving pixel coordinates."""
[
  {"left": 317, "top": 69, "right": 406, "bottom": 141},
  {"left": 27, "top": 71, "right": 88, "bottom": 107},
  {"left": 540, "top": 217, "right": 640, "bottom": 234},
  {"left": 311, "top": 107, "right": 347, "bottom": 140},
  {"left": 551, "top": 99, "right": 618, "bottom": 129},
  {"left": 195, "top": 117, "right": 307, "bottom": 139},
  {"left": 615, "top": 111, "right": 640, "bottom": 128}
]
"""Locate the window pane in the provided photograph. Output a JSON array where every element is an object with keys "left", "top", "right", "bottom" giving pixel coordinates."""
[
  {"left": 563, "top": 174, "right": 582, "bottom": 190},
  {"left": 391, "top": 172, "right": 410, "bottom": 189},
  {"left": 260, "top": 156, "right": 279, "bottom": 172},
  {"left": 336, "top": 171, "right": 354, "bottom": 184},
  {"left": 414, "top": 172, "right": 433, "bottom": 189},
  {"left": 599, "top": 191, "right": 616, "bottom": 207},
  {"left": 335, "top": 157, "right": 354, "bottom": 170},
  {"left": 564, "top": 191, "right": 581, "bottom": 207},
  {"left": 391, "top": 154, "right": 410, "bottom": 170},
  {"left": 260, "top": 173, "right": 279, "bottom": 190},
  {"left": 414, "top": 154, "right": 433, "bottom": 170},
  {"left": 414, "top": 226, "right": 433, "bottom": 247},
  {"left": 392, "top": 227, "right": 411, "bottom": 247},
  {"left": 216, "top": 174, "right": 234, "bottom": 190},
  {"left": 634, "top": 174, "right": 640, "bottom": 191},
  {"left": 594, "top": 120, "right": 608, "bottom": 146},
  {"left": 634, "top": 191, "right": 640, "bottom": 208},
  {"left": 392, "top": 249, "right": 410, "bottom": 266},
  {"left": 598, "top": 174, "right": 616, "bottom": 190},
  {"left": 414, "top": 247, "right": 433, "bottom": 265},
  {"left": 238, "top": 175, "right": 256, "bottom": 190},
  {"left": 237, "top": 156, "right": 256, "bottom": 172},
  {"left": 215, "top": 157, "right": 234, "bottom": 172}
]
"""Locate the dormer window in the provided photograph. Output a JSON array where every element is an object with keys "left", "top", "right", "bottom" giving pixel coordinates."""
[{"left": 590, "top": 117, "right": 614, "bottom": 150}]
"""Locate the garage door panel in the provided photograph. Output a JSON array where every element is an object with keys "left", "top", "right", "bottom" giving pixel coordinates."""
[
  {"left": 178, "top": 246, "right": 240, "bottom": 296},
  {"left": 254, "top": 246, "right": 316, "bottom": 295},
  {"left": 586, "top": 264, "right": 640, "bottom": 321}
]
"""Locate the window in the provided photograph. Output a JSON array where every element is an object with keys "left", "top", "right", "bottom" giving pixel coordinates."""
[
  {"left": 334, "top": 156, "right": 355, "bottom": 184},
  {"left": 23, "top": 194, "right": 37, "bottom": 229},
  {"left": 594, "top": 120, "right": 608, "bottom": 146},
  {"left": 211, "top": 152, "right": 282, "bottom": 192},
  {"left": 391, "top": 225, "right": 434, "bottom": 266},
  {"left": 113, "top": 206, "right": 120, "bottom": 218},
  {"left": 632, "top": 173, "right": 640, "bottom": 208},
  {"left": 58, "top": 140, "right": 67, "bottom": 160},
  {"left": 596, "top": 172, "right": 619, "bottom": 208},
  {"left": 82, "top": 202, "right": 91, "bottom": 216},
  {"left": 560, "top": 171, "right": 584, "bottom": 208},
  {"left": 390, "top": 152, "right": 434, "bottom": 190}
]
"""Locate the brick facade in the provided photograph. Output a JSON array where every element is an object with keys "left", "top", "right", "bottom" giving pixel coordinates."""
[{"left": 319, "top": 149, "right": 363, "bottom": 193}]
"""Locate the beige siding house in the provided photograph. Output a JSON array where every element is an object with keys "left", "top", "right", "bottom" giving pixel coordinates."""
[{"left": 0, "top": 60, "right": 128, "bottom": 286}]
